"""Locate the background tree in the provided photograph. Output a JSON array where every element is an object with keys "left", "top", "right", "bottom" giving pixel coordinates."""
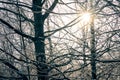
[{"left": 0, "top": 0, "right": 120, "bottom": 80}]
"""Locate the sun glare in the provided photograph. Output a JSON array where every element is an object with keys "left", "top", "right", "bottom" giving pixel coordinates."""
[{"left": 80, "top": 12, "right": 92, "bottom": 24}]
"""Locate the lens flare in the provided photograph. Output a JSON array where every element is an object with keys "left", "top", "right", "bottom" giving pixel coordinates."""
[{"left": 81, "top": 12, "right": 92, "bottom": 24}]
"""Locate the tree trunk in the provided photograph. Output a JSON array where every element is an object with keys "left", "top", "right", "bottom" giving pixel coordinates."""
[
  {"left": 32, "top": 0, "right": 48, "bottom": 80},
  {"left": 90, "top": 16, "right": 97, "bottom": 80}
]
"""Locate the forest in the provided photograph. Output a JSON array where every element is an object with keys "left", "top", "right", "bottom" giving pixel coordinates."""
[{"left": 0, "top": 0, "right": 120, "bottom": 80}]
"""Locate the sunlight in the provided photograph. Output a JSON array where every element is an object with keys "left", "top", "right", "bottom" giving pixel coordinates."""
[{"left": 80, "top": 12, "right": 92, "bottom": 24}]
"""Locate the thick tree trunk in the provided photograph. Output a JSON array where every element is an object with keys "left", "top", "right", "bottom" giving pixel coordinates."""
[{"left": 32, "top": 0, "right": 48, "bottom": 80}]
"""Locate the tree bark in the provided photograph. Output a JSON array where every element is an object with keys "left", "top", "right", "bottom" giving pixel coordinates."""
[
  {"left": 32, "top": 0, "right": 48, "bottom": 80},
  {"left": 90, "top": 16, "right": 97, "bottom": 80}
]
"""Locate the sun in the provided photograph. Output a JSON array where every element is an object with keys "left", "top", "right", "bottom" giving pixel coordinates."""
[{"left": 80, "top": 12, "right": 92, "bottom": 24}]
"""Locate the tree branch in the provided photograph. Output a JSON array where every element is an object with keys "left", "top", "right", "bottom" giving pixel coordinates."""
[
  {"left": 104, "top": 0, "right": 120, "bottom": 8},
  {"left": 97, "top": 59, "right": 120, "bottom": 63},
  {"left": 0, "top": 7, "right": 33, "bottom": 23},
  {"left": 0, "top": 1, "right": 32, "bottom": 10},
  {"left": 0, "top": 75, "right": 23, "bottom": 79},
  {"left": 43, "top": 0, "right": 58, "bottom": 20},
  {"left": 0, "top": 59, "right": 28, "bottom": 80},
  {"left": 0, "top": 18, "right": 34, "bottom": 41}
]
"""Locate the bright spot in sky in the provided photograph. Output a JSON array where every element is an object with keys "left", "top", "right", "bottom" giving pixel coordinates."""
[{"left": 80, "top": 12, "right": 91, "bottom": 24}]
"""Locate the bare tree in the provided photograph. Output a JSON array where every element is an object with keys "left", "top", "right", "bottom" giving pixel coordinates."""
[{"left": 0, "top": 0, "right": 120, "bottom": 80}]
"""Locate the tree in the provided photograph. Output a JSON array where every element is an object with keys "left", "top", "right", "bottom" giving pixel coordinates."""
[
  {"left": 32, "top": 0, "right": 58, "bottom": 80},
  {"left": 0, "top": 0, "right": 58, "bottom": 80},
  {"left": 0, "top": 0, "right": 120, "bottom": 80}
]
